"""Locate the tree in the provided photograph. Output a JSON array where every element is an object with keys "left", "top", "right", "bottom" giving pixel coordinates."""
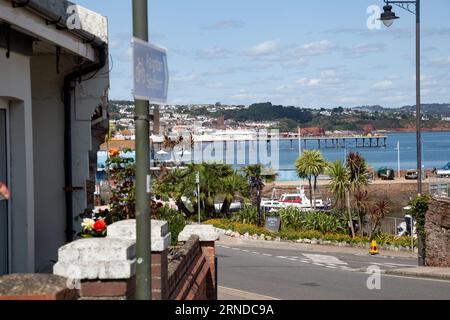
[
  {"left": 408, "top": 194, "right": 431, "bottom": 266},
  {"left": 368, "top": 199, "right": 390, "bottom": 241},
  {"left": 295, "top": 150, "right": 326, "bottom": 210},
  {"left": 346, "top": 152, "right": 370, "bottom": 236},
  {"left": 243, "top": 164, "right": 265, "bottom": 226},
  {"left": 327, "top": 160, "right": 349, "bottom": 209},
  {"left": 219, "top": 174, "right": 249, "bottom": 215},
  {"left": 327, "top": 160, "right": 355, "bottom": 237},
  {"left": 243, "top": 165, "right": 264, "bottom": 206}
]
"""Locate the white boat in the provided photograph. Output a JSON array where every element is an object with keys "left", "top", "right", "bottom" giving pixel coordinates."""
[
  {"left": 437, "top": 162, "right": 450, "bottom": 177},
  {"left": 261, "top": 187, "right": 327, "bottom": 212},
  {"left": 214, "top": 201, "right": 242, "bottom": 212}
]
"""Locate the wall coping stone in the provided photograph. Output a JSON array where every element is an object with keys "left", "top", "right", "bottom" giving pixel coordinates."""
[
  {"left": 178, "top": 224, "right": 219, "bottom": 242},
  {"left": 0, "top": 274, "right": 77, "bottom": 299},
  {"left": 53, "top": 238, "right": 136, "bottom": 280},
  {"left": 107, "top": 219, "right": 171, "bottom": 252}
]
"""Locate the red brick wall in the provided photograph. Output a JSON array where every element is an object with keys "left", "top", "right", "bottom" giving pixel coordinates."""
[{"left": 167, "top": 235, "right": 216, "bottom": 300}]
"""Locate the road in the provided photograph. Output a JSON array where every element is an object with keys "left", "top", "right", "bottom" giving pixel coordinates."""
[{"left": 216, "top": 240, "right": 450, "bottom": 300}]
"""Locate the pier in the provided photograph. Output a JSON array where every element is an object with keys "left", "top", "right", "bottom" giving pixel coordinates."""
[
  {"left": 149, "top": 134, "right": 387, "bottom": 151},
  {"left": 100, "top": 135, "right": 388, "bottom": 152},
  {"left": 275, "top": 134, "right": 388, "bottom": 149}
]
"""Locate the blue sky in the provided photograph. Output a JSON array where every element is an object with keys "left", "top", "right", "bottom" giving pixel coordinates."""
[{"left": 76, "top": 0, "right": 450, "bottom": 108}]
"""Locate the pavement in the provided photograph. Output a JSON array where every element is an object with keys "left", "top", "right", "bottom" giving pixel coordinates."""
[
  {"left": 218, "top": 287, "right": 279, "bottom": 300},
  {"left": 218, "top": 234, "right": 417, "bottom": 259},
  {"left": 386, "top": 267, "right": 450, "bottom": 281},
  {"left": 216, "top": 236, "right": 450, "bottom": 300}
]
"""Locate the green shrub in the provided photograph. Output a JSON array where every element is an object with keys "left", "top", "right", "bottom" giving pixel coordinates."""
[
  {"left": 156, "top": 206, "right": 186, "bottom": 246},
  {"left": 232, "top": 206, "right": 260, "bottom": 225},
  {"left": 278, "top": 208, "right": 347, "bottom": 233},
  {"left": 204, "top": 218, "right": 415, "bottom": 248}
]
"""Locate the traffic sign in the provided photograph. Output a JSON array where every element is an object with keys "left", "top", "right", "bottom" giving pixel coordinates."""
[{"left": 133, "top": 37, "right": 169, "bottom": 103}]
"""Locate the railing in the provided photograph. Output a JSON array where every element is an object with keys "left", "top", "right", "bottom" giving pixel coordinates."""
[{"left": 362, "top": 217, "right": 404, "bottom": 236}]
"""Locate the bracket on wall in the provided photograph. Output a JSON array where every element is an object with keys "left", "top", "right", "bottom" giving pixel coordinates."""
[
  {"left": 4, "top": 23, "right": 10, "bottom": 58},
  {"left": 82, "top": 35, "right": 97, "bottom": 45},
  {"left": 46, "top": 17, "right": 66, "bottom": 30},
  {"left": 11, "top": 0, "right": 30, "bottom": 8},
  {"left": 56, "top": 45, "right": 61, "bottom": 74},
  {"left": 63, "top": 186, "right": 84, "bottom": 193}
]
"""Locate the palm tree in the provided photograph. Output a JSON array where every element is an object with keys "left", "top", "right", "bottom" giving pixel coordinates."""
[
  {"left": 327, "top": 160, "right": 355, "bottom": 237},
  {"left": 193, "top": 163, "right": 234, "bottom": 216},
  {"left": 347, "top": 152, "right": 370, "bottom": 192},
  {"left": 327, "top": 160, "right": 349, "bottom": 209},
  {"left": 219, "top": 174, "right": 249, "bottom": 215},
  {"left": 243, "top": 164, "right": 264, "bottom": 206},
  {"left": 295, "top": 150, "right": 326, "bottom": 210},
  {"left": 347, "top": 152, "right": 370, "bottom": 236},
  {"left": 354, "top": 190, "right": 370, "bottom": 236},
  {"left": 368, "top": 199, "right": 390, "bottom": 241},
  {"left": 243, "top": 164, "right": 265, "bottom": 226}
]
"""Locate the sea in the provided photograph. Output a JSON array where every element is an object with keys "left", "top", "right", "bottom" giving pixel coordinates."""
[{"left": 97, "top": 131, "right": 450, "bottom": 182}]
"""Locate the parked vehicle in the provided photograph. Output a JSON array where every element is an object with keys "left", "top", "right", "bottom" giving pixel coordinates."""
[
  {"left": 437, "top": 162, "right": 450, "bottom": 177},
  {"left": 261, "top": 187, "right": 328, "bottom": 212},
  {"left": 378, "top": 167, "right": 395, "bottom": 180},
  {"left": 397, "top": 214, "right": 417, "bottom": 238},
  {"left": 405, "top": 170, "right": 418, "bottom": 180},
  {"left": 214, "top": 201, "right": 242, "bottom": 213}
]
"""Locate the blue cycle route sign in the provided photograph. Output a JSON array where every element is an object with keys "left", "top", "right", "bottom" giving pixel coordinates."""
[{"left": 133, "top": 38, "right": 169, "bottom": 103}]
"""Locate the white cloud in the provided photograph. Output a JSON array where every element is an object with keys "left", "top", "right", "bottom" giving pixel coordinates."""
[
  {"left": 195, "top": 47, "right": 230, "bottom": 59},
  {"left": 308, "top": 79, "right": 321, "bottom": 86},
  {"left": 294, "top": 40, "right": 335, "bottom": 56},
  {"left": 430, "top": 56, "right": 450, "bottom": 66},
  {"left": 373, "top": 80, "right": 394, "bottom": 89},
  {"left": 203, "top": 20, "right": 244, "bottom": 30},
  {"left": 171, "top": 73, "right": 199, "bottom": 83},
  {"left": 351, "top": 43, "right": 384, "bottom": 58},
  {"left": 244, "top": 40, "right": 280, "bottom": 56}
]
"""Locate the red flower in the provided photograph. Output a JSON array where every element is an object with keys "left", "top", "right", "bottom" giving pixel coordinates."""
[{"left": 93, "top": 219, "right": 107, "bottom": 232}]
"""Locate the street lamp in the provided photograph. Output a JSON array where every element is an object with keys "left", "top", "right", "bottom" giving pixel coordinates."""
[
  {"left": 379, "top": 0, "right": 422, "bottom": 195},
  {"left": 379, "top": 0, "right": 424, "bottom": 266},
  {"left": 379, "top": 4, "right": 399, "bottom": 27}
]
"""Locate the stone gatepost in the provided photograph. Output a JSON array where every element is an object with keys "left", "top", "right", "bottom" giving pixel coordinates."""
[
  {"left": 178, "top": 225, "right": 219, "bottom": 300},
  {"left": 53, "top": 219, "right": 171, "bottom": 300},
  {"left": 425, "top": 198, "right": 450, "bottom": 267},
  {"left": 53, "top": 238, "right": 136, "bottom": 299},
  {"left": 107, "top": 219, "right": 171, "bottom": 300}
]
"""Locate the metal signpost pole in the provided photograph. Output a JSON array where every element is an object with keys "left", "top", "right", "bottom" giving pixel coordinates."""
[
  {"left": 196, "top": 172, "right": 201, "bottom": 224},
  {"left": 133, "top": 0, "right": 151, "bottom": 300}
]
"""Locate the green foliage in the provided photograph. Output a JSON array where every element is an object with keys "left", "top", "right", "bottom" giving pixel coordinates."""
[
  {"left": 346, "top": 152, "right": 370, "bottom": 192},
  {"left": 204, "top": 218, "right": 414, "bottom": 248},
  {"left": 232, "top": 206, "right": 259, "bottom": 225},
  {"left": 327, "top": 160, "right": 349, "bottom": 208},
  {"left": 155, "top": 206, "right": 187, "bottom": 246},
  {"left": 221, "top": 102, "right": 313, "bottom": 123},
  {"left": 295, "top": 150, "right": 326, "bottom": 181},
  {"left": 106, "top": 149, "right": 136, "bottom": 222},
  {"left": 154, "top": 163, "right": 249, "bottom": 218},
  {"left": 408, "top": 194, "right": 431, "bottom": 237},
  {"left": 278, "top": 208, "right": 347, "bottom": 233},
  {"left": 375, "top": 233, "right": 417, "bottom": 247}
]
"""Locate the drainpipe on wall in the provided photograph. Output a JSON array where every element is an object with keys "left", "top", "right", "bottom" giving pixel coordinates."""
[{"left": 63, "top": 45, "right": 107, "bottom": 242}]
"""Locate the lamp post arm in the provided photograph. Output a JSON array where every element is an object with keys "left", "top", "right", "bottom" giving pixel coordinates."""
[{"left": 384, "top": 0, "right": 417, "bottom": 15}]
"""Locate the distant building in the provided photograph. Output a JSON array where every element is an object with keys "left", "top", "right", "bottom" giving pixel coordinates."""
[{"left": 299, "top": 127, "right": 325, "bottom": 136}]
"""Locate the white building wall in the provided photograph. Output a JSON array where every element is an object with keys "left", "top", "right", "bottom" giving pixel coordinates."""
[
  {"left": 0, "top": 48, "right": 35, "bottom": 273},
  {"left": 30, "top": 54, "right": 67, "bottom": 272},
  {"left": 71, "top": 63, "right": 109, "bottom": 235}
]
